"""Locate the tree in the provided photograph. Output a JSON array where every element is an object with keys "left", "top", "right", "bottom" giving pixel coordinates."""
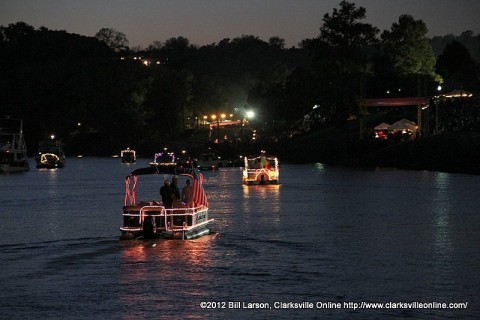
[
  {"left": 381, "top": 14, "right": 441, "bottom": 95},
  {"left": 145, "top": 68, "right": 193, "bottom": 140},
  {"left": 0, "top": 22, "right": 35, "bottom": 42},
  {"left": 162, "top": 36, "right": 197, "bottom": 70},
  {"left": 319, "top": 0, "right": 379, "bottom": 69},
  {"left": 302, "top": 0, "right": 379, "bottom": 124},
  {"left": 95, "top": 27, "right": 129, "bottom": 52},
  {"left": 268, "top": 36, "right": 286, "bottom": 49},
  {"left": 431, "top": 31, "right": 480, "bottom": 64},
  {"left": 436, "top": 40, "right": 480, "bottom": 92}
]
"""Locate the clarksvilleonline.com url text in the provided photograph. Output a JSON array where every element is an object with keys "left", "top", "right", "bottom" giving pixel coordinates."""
[{"left": 199, "top": 301, "right": 469, "bottom": 310}]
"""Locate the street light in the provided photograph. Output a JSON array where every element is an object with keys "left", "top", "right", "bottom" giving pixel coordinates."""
[
  {"left": 240, "top": 110, "right": 255, "bottom": 143},
  {"left": 435, "top": 85, "right": 442, "bottom": 133},
  {"left": 209, "top": 114, "right": 223, "bottom": 143}
]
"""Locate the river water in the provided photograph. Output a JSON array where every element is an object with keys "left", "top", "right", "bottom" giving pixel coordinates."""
[{"left": 0, "top": 157, "right": 479, "bottom": 319}]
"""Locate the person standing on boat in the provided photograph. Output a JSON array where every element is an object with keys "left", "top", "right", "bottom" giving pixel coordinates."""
[
  {"left": 260, "top": 155, "right": 269, "bottom": 168},
  {"left": 181, "top": 179, "right": 194, "bottom": 207},
  {"left": 160, "top": 179, "right": 174, "bottom": 208},
  {"left": 170, "top": 175, "right": 180, "bottom": 200}
]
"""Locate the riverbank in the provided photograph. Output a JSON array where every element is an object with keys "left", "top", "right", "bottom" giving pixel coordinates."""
[
  {"left": 275, "top": 130, "right": 480, "bottom": 175},
  {"left": 357, "top": 132, "right": 480, "bottom": 175},
  {"left": 61, "top": 125, "right": 480, "bottom": 176}
]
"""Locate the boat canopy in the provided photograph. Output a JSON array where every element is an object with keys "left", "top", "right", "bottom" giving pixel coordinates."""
[{"left": 124, "top": 166, "right": 208, "bottom": 207}]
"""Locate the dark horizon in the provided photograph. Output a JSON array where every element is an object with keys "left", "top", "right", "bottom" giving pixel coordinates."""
[{"left": 2, "top": 0, "right": 480, "bottom": 49}]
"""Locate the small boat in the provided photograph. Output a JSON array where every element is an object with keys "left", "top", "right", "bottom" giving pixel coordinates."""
[
  {"left": 196, "top": 151, "right": 221, "bottom": 171},
  {"left": 0, "top": 117, "right": 29, "bottom": 173},
  {"left": 121, "top": 148, "right": 136, "bottom": 163},
  {"left": 35, "top": 138, "right": 66, "bottom": 168},
  {"left": 243, "top": 152, "right": 279, "bottom": 185},
  {"left": 149, "top": 151, "right": 196, "bottom": 174},
  {"left": 120, "top": 166, "right": 213, "bottom": 240}
]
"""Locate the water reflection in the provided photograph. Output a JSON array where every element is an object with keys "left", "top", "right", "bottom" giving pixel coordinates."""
[
  {"left": 119, "top": 237, "right": 216, "bottom": 319},
  {"left": 242, "top": 184, "right": 282, "bottom": 231},
  {"left": 431, "top": 172, "right": 454, "bottom": 289},
  {"left": 42, "top": 168, "right": 61, "bottom": 239},
  {"left": 242, "top": 184, "right": 280, "bottom": 211},
  {"left": 242, "top": 184, "right": 280, "bottom": 200}
]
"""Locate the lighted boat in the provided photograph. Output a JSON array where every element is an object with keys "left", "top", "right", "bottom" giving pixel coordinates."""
[
  {"left": 121, "top": 148, "right": 136, "bottom": 163},
  {"left": 149, "top": 151, "right": 196, "bottom": 174},
  {"left": 120, "top": 166, "right": 213, "bottom": 240},
  {"left": 243, "top": 152, "right": 279, "bottom": 185},
  {"left": 0, "top": 117, "right": 29, "bottom": 173},
  {"left": 196, "top": 151, "right": 221, "bottom": 171},
  {"left": 35, "top": 138, "right": 65, "bottom": 168}
]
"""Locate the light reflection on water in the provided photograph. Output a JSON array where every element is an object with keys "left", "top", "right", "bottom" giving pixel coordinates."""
[
  {"left": 119, "top": 236, "right": 217, "bottom": 319},
  {"left": 0, "top": 158, "right": 479, "bottom": 319}
]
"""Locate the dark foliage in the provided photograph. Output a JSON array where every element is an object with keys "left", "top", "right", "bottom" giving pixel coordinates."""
[{"left": 1, "top": 7, "right": 479, "bottom": 176}]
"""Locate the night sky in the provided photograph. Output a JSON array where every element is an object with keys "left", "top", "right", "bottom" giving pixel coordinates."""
[{"left": 1, "top": 0, "right": 480, "bottom": 48}]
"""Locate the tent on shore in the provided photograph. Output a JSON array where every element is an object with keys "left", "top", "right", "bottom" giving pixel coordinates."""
[
  {"left": 373, "top": 119, "right": 418, "bottom": 140},
  {"left": 374, "top": 122, "right": 390, "bottom": 131},
  {"left": 388, "top": 119, "right": 418, "bottom": 132}
]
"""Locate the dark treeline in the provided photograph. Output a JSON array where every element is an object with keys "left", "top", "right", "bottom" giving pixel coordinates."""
[{"left": 1, "top": 1, "right": 479, "bottom": 159}]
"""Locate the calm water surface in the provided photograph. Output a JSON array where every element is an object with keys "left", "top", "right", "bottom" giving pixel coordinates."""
[{"left": 0, "top": 157, "right": 479, "bottom": 319}]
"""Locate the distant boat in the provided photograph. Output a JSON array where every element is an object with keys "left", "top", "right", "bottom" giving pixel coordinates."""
[
  {"left": 121, "top": 148, "right": 136, "bottom": 163},
  {"left": 243, "top": 152, "right": 279, "bottom": 185},
  {"left": 149, "top": 151, "right": 196, "bottom": 174},
  {"left": 35, "top": 138, "right": 66, "bottom": 169},
  {"left": 196, "top": 151, "right": 221, "bottom": 171},
  {"left": 120, "top": 166, "right": 213, "bottom": 240},
  {"left": 0, "top": 117, "right": 29, "bottom": 173}
]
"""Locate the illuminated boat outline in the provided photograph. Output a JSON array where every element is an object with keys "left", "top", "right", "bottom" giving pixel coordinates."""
[
  {"left": 120, "top": 166, "right": 213, "bottom": 240},
  {"left": 242, "top": 152, "right": 279, "bottom": 185}
]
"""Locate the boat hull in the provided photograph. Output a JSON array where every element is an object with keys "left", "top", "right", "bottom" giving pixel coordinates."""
[
  {"left": 120, "top": 225, "right": 212, "bottom": 240},
  {"left": 36, "top": 160, "right": 65, "bottom": 169},
  {"left": 36, "top": 164, "right": 65, "bottom": 169},
  {"left": 243, "top": 169, "right": 279, "bottom": 185},
  {"left": 0, "top": 162, "right": 29, "bottom": 173}
]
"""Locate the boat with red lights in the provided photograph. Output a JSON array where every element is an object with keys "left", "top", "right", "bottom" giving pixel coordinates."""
[
  {"left": 242, "top": 152, "right": 279, "bottom": 185},
  {"left": 120, "top": 166, "right": 213, "bottom": 240}
]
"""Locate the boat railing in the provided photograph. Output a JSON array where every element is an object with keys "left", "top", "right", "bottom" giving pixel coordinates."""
[
  {"left": 244, "top": 167, "right": 278, "bottom": 180},
  {"left": 123, "top": 203, "right": 208, "bottom": 230}
]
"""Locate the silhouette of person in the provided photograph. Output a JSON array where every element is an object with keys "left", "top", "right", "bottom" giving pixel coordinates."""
[
  {"left": 170, "top": 175, "right": 180, "bottom": 200},
  {"left": 160, "top": 179, "right": 173, "bottom": 208},
  {"left": 182, "top": 179, "right": 194, "bottom": 207}
]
